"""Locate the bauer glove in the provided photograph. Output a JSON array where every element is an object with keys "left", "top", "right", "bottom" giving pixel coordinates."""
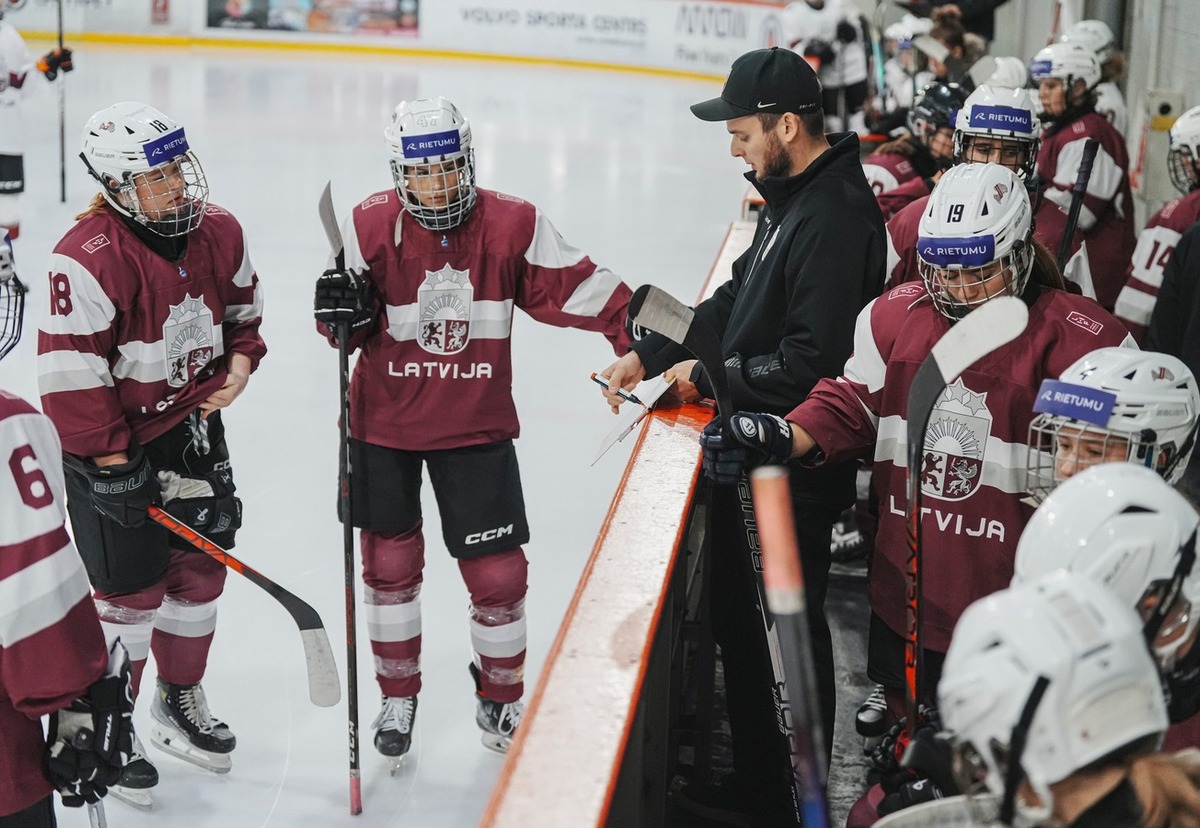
[
  {"left": 38, "top": 47, "right": 74, "bottom": 81},
  {"left": 81, "top": 444, "right": 160, "bottom": 528},
  {"left": 699, "top": 412, "right": 794, "bottom": 485},
  {"left": 158, "top": 469, "right": 242, "bottom": 536},
  {"left": 314, "top": 268, "right": 377, "bottom": 339}
]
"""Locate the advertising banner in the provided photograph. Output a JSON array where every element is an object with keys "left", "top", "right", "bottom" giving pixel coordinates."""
[{"left": 206, "top": 1, "right": 419, "bottom": 36}]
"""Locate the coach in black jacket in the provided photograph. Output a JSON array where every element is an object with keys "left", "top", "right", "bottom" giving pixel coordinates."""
[{"left": 602, "top": 47, "right": 886, "bottom": 826}]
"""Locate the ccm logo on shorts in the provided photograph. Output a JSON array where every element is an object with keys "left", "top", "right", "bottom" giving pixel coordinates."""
[{"left": 466, "top": 524, "right": 514, "bottom": 545}]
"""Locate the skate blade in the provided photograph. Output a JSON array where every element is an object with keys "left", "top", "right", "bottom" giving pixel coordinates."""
[
  {"left": 108, "top": 785, "right": 154, "bottom": 810},
  {"left": 150, "top": 722, "right": 233, "bottom": 774},
  {"left": 387, "top": 756, "right": 406, "bottom": 776},
  {"left": 480, "top": 733, "right": 512, "bottom": 754}
]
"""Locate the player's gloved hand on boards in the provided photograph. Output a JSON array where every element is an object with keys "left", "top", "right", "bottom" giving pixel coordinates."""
[
  {"left": 37, "top": 47, "right": 74, "bottom": 81},
  {"left": 82, "top": 444, "right": 160, "bottom": 528},
  {"left": 699, "top": 412, "right": 794, "bottom": 485},
  {"left": 314, "top": 268, "right": 377, "bottom": 339},
  {"left": 158, "top": 470, "right": 242, "bottom": 535},
  {"left": 803, "top": 39, "right": 836, "bottom": 66},
  {"left": 45, "top": 639, "right": 135, "bottom": 806},
  {"left": 836, "top": 20, "right": 859, "bottom": 43}
]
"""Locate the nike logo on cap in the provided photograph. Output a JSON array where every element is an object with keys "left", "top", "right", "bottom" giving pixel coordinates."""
[{"left": 757, "top": 102, "right": 776, "bottom": 108}]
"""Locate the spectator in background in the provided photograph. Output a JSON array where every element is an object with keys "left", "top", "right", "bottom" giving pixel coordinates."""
[
  {"left": 783, "top": 0, "right": 870, "bottom": 133},
  {"left": 1030, "top": 41, "right": 1135, "bottom": 311},
  {"left": 1060, "top": 19, "right": 1128, "bottom": 136},
  {"left": 912, "top": 6, "right": 985, "bottom": 88},
  {"left": 1115, "top": 106, "right": 1200, "bottom": 344},
  {"left": 896, "top": 1, "right": 1012, "bottom": 42},
  {"left": 878, "top": 14, "right": 935, "bottom": 120}
]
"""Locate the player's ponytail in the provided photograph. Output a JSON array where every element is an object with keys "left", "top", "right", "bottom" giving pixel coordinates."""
[
  {"left": 74, "top": 192, "right": 110, "bottom": 222},
  {"left": 1128, "top": 750, "right": 1200, "bottom": 827}
]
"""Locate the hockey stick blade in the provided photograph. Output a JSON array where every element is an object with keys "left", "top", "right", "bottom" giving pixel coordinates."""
[
  {"left": 627, "top": 284, "right": 734, "bottom": 420},
  {"left": 147, "top": 507, "right": 342, "bottom": 708},
  {"left": 318, "top": 181, "right": 344, "bottom": 260}
]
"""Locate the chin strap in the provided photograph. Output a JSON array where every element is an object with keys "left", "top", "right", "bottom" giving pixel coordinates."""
[
  {"left": 1143, "top": 528, "right": 1198, "bottom": 647},
  {"left": 999, "top": 675, "right": 1052, "bottom": 826}
]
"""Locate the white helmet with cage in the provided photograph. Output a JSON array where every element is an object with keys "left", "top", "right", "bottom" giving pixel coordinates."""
[
  {"left": 953, "top": 85, "right": 1041, "bottom": 179},
  {"left": 0, "top": 234, "right": 22, "bottom": 362},
  {"left": 985, "top": 56, "right": 1029, "bottom": 90},
  {"left": 1026, "top": 347, "right": 1200, "bottom": 502},
  {"left": 384, "top": 97, "right": 477, "bottom": 231},
  {"left": 1013, "top": 463, "right": 1200, "bottom": 671},
  {"left": 1029, "top": 42, "right": 1102, "bottom": 95},
  {"left": 916, "top": 163, "right": 1034, "bottom": 319},
  {"left": 1168, "top": 106, "right": 1200, "bottom": 195},
  {"left": 79, "top": 102, "right": 210, "bottom": 237},
  {"left": 1060, "top": 19, "right": 1117, "bottom": 64},
  {"left": 939, "top": 573, "right": 1167, "bottom": 822}
]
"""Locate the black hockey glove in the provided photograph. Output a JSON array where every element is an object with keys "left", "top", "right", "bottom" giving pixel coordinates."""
[
  {"left": 878, "top": 777, "right": 945, "bottom": 816},
  {"left": 37, "top": 47, "right": 74, "bottom": 81},
  {"left": 836, "top": 20, "right": 858, "bottom": 43},
  {"left": 158, "top": 469, "right": 242, "bottom": 536},
  {"left": 699, "top": 412, "right": 794, "bottom": 485},
  {"left": 314, "top": 268, "right": 377, "bottom": 339},
  {"left": 45, "top": 640, "right": 134, "bottom": 807},
  {"left": 82, "top": 444, "right": 160, "bottom": 528},
  {"left": 803, "top": 39, "right": 836, "bottom": 66}
]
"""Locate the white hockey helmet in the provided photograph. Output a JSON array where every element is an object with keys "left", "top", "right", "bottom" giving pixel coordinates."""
[
  {"left": 1168, "top": 105, "right": 1200, "bottom": 195},
  {"left": 1060, "top": 20, "right": 1117, "bottom": 64},
  {"left": 1029, "top": 42, "right": 1102, "bottom": 96},
  {"left": 0, "top": 234, "right": 22, "bottom": 362},
  {"left": 0, "top": 0, "right": 27, "bottom": 20},
  {"left": 916, "top": 163, "right": 1033, "bottom": 319},
  {"left": 1013, "top": 463, "right": 1200, "bottom": 670},
  {"left": 953, "top": 85, "right": 1041, "bottom": 179},
  {"left": 80, "top": 102, "right": 209, "bottom": 237},
  {"left": 1026, "top": 347, "right": 1200, "bottom": 501},
  {"left": 384, "top": 97, "right": 477, "bottom": 231},
  {"left": 939, "top": 573, "right": 1167, "bottom": 822},
  {"left": 985, "top": 56, "right": 1030, "bottom": 90}
]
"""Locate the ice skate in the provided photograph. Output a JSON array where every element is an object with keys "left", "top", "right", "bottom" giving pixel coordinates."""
[
  {"left": 150, "top": 678, "right": 236, "bottom": 773},
  {"left": 469, "top": 663, "right": 523, "bottom": 754},
  {"left": 108, "top": 734, "right": 157, "bottom": 810},
  {"left": 856, "top": 683, "right": 889, "bottom": 753},
  {"left": 372, "top": 695, "right": 417, "bottom": 775}
]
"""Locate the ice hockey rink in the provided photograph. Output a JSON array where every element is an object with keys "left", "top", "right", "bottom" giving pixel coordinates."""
[{"left": 0, "top": 43, "right": 751, "bottom": 827}]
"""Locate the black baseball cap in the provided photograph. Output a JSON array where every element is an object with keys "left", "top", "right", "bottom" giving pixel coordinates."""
[{"left": 691, "top": 48, "right": 823, "bottom": 121}]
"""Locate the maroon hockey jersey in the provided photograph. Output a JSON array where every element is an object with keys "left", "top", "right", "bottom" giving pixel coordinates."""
[
  {"left": 0, "top": 391, "right": 107, "bottom": 816},
  {"left": 787, "top": 286, "right": 1133, "bottom": 652},
  {"left": 36, "top": 204, "right": 266, "bottom": 457},
  {"left": 1113, "top": 190, "right": 1200, "bottom": 345},
  {"left": 883, "top": 193, "right": 930, "bottom": 290},
  {"left": 325, "top": 188, "right": 632, "bottom": 451},
  {"left": 1034, "top": 112, "right": 1136, "bottom": 310},
  {"left": 862, "top": 151, "right": 921, "bottom": 198}
]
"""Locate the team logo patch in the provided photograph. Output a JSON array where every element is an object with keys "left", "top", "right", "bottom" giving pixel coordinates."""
[
  {"left": 1066, "top": 311, "right": 1103, "bottom": 335},
  {"left": 920, "top": 378, "right": 992, "bottom": 501},
  {"left": 361, "top": 194, "right": 389, "bottom": 210},
  {"left": 418, "top": 264, "right": 472, "bottom": 355},
  {"left": 888, "top": 284, "right": 925, "bottom": 300},
  {"left": 163, "top": 293, "right": 215, "bottom": 388},
  {"left": 82, "top": 234, "right": 110, "bottom": 254}
]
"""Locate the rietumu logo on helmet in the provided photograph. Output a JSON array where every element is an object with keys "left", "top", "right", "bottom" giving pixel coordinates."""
[{"left": 401, "top": 131, "right": 460, "bottom": 158}]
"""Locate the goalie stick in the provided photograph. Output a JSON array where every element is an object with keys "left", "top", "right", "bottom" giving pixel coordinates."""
[
  {"left": 147, "top": 507, "right": 341, "bottom": 708},
  {"left": 628, "top": 284, "right": 810, "bottom": 824},
  {"left": 751, "top": 466, "right": 830, "bottom": 827},
  {"left": 903, "top": 296, "right": 1029, "bottom": 729},
  {"left": 318, "top": 181, "right": 364, "bottom": 815}
]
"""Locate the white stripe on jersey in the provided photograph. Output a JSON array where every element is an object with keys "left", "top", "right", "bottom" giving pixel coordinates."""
[
  {"left": 841, "top": 299, "right": 887, "bottom": 395},
  {"left": 0, "top": 411, "right": 68, "bottom": 547},
  {"left": 1129, "top": 225, "right": 1182, "bottom": 289},
  {"left": 1051, "top": 138, "right": 1124, "bottom": 204},
  {"left": 339, "top": 211, "right": 370, "bottom": 272},
  {"left": 36, "top": 349, "right": 114, "bottom": 395},
  {"left": 561, "top": 267, "right": 622, "bottom": 318},
  {"left": 40, "top": 254, "right": 116, "bottom": 336},
  {"left": 385, "top": 299, "right": 514, "bottom": 343},
  {"left": 862, "top": 164, "right": 900, "bottom": 195},
  {"left": 1114, "top": 285, "right": 1157, "bottom": 326},
  {"left": 224, "top": 291, "right": 262, "bottom": 324},
  {"left": 0, "top": 544, "right": 91, "bottom": 647},
  {"left": 110, "top": 329, "right": 227, "bottom": 384},
  {"left": 884, "top": 224, "right": 903, "bottom": 285},
  {"left": 232, "top": 233, "right": 256, "bottom": 288},
  {"left": 875, "top": 413, "right": 1030, "bottom": 495},
  {"left": 525, "top": 208, "right": 586, "bottom": 270}
]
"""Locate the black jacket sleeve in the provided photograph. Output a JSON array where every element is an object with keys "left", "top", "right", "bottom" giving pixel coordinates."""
[{"left": 1148, "top": 222, "right": 1200, "bottom": 368}]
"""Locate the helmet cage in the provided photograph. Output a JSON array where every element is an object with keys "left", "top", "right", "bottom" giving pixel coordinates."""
[
  {"left": 1168, "top": 143, "right": 1200, "bottom": 195},
  {"left": 955, "top": 132, "right": 1039, "bottom": 179},
  {"left": 389, "top": 149, "right": 477, "bottom": 232},
  {"left": 84, "top": 147, "right": 210, "bottom": 238},
  {"left": 918, "top": 236, "right": 1033, "bottom": 319},
  {"left": 1026, "top": 416, "right": 1166, "bottom": 503},
  {"left": 0, "top": 273, "right": 24, "bottom": 363}
]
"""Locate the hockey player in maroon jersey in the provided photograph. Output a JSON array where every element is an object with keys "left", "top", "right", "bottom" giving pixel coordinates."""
[
  {"left": 699, "top": 163, "right": 1134, "bottom": 825},
  {"left": 1029, "top": 41, "right": 1136, "bottom": 311},
  {"left": 1114, "top": 106, "right": 1200, "bottom": 344},
  {"left": 0, "top": 236, "right": 136, "bottom": 828},
  {"left": 313, "top": 96, "right": 631, "bottom": 763},
  {"left": 37, "top": 101, "right": 266, "bottom": 807}
]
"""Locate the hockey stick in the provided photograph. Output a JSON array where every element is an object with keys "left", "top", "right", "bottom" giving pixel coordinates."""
[
  {"left": 628, "top": 284, "right": 807, "bottom": 824},
  {"left": 145, "top": 507, "right": 341, "bottom": 708},
  {"left": 752, "top": 466, "right": 830, "bottom": 827},
  {"left": 903, "top": 296, "right": 1029, "bottom": 729},
  {"left": 318, "top": 180, "right": 363, "bottom": 815},
  {"left": 1055, "top": 138, "right": 1100, "bottom": 275},
  {"left": 57, "top": 0, "right": 65, "bottom": 203}
]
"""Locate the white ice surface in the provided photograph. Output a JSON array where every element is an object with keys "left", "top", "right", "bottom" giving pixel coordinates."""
[{"left": 0, "top": 44, "right": 748, "bottom": 827}]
